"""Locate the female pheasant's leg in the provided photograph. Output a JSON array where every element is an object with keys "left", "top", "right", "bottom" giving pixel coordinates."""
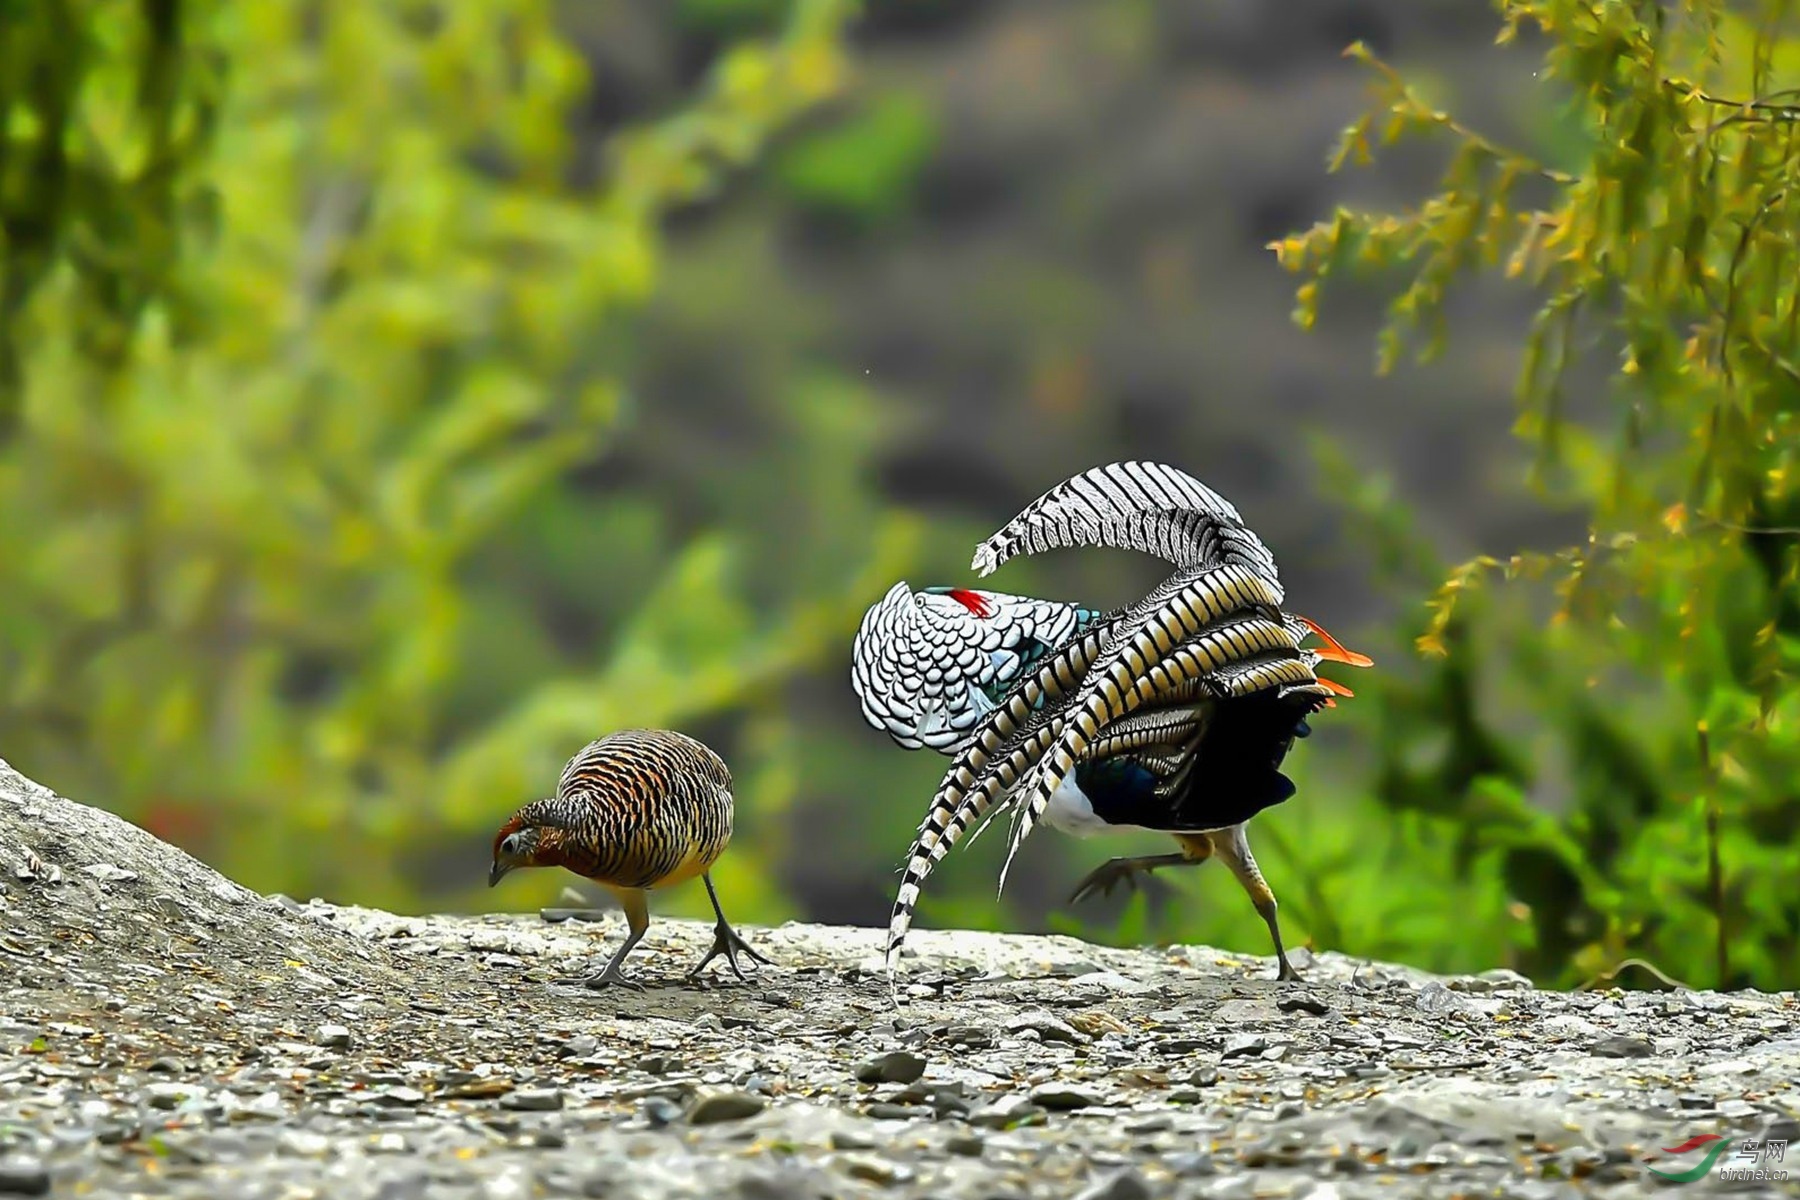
[
  {"left": 1067, "top": 833, "right": 1215, "bottom": 904},
  {"left": 579, "top": 888, "right": 649, "bottom": 991},
  {"left": 688, "top": 873, "right": 773, "bottom": 982},
  {"left": 1212, "top": 824, "right": 1300, "bottom": 981}
]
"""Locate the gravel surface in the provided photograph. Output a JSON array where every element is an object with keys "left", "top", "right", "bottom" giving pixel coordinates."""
[{"left": 3, "top": 758, "right": 1798, "bottom": 1198}]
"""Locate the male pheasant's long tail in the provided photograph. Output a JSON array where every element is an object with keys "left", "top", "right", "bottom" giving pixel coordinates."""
[
  {"left": 882, "top": 617, "right": 1122, "bottom": 970},
  {"left": 883, "top": 609, "right": 1283, "bottom": 970},
  {"left": 993, "top": 606, "right": 1312, "bottom": 894},
  {"left": 971, "top": 460, "right": 1281, "bottom": 591}
]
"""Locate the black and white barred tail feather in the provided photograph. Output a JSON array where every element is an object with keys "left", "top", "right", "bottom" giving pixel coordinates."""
[
  {"left": 992, "top": 613, "right": 1307, "bottom": 893},
  {"left": 892, "top": 621, "right": 1117, "bottom": 872},
  {"left": 884, "top": 612, "right": 1278, "bottom": 966},
  {"left": 996, "top": 650, "right": 1318, "bottom": 887},
  {"left": 971, "top": 461, "right": 1281, "bottom": 596},
  {"left": 981, "top": 563, "right": 1285, "bottom": 841},
  {"left": 883, "top": 565, "right": 1281, "bottom": 966}
]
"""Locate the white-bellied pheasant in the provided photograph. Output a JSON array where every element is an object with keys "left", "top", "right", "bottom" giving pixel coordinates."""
[
  {"left": 858, "top": 462, "right": 1370, "bottom": 982},
  {"left": 488, "top": 729, "right": 771, "bottom": 989}
]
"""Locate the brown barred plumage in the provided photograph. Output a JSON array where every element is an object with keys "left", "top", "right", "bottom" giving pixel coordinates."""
[{"left": 488, "top": 729, "right": 770, "bottom": 989}]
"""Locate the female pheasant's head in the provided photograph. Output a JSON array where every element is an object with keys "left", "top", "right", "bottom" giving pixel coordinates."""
[{"left": 487, "top": 802, "right": 571, "bottom": 887}]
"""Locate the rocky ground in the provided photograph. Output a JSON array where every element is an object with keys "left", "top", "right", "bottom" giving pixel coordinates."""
[{"left": 2, "top": 759, "right": 1797, "bottom": 1199}]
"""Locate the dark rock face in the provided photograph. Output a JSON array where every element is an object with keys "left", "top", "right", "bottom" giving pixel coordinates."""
[{"left": 3, "top": 758, "right": 1796, "bottom": 1197}]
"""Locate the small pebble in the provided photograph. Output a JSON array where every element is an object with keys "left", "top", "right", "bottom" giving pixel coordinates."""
[
  {"left": 688, "top": 1091, "right": 765, "bottom": 1125},
  {"left": 1277, "top": 995, "right": 1330, "bottom": 1016},
  {"left": 840, "top": 1155, "right": 901, "bottom": 1185},
  {"left": 854, "top": 1051, "right": 927, "bottom": 1085},
  {"left": 830, "top": 1130, "right": 877, "bottom": 1150},
  {"left": 1589, "top": 1034, "right": 1655, "bottom": 1058},
  {"left": 0, "top": 1160, "right": 48, "bottom": 1197},
  {"left": 640, "top": 1096, "right": 683, "bottom": 1128},
  {"left": 145, "top": 1083, "right": 197, "bottom": 1110},
  {"left": 373, "top": 1087, "right": 426, "bottom": 1107},
  {"left": 969, "top": 1102, "right": 1045, "bottom": 1129},
  {"left": 314, "top": 1024, "right": 351, "bottom": 1049},
  {"left": 865, "top": 1102, "right": 931, "bottom": 1121},
  {"left": 1165, "top": 1152, "right": 1217, "bottom": 1177},
  {"left": 1196, "top": 1175, "right": 1258, "bottom": 1200},
  {"left": 501, "top": 1088, "right": 564, "bottom": 1112},
  {"left": 1030, "top": 1085, "right": 1102, "bottom": 1111},
  {"left": 1075, "top": 1168, "right": 1153, "bottom": 1200}
]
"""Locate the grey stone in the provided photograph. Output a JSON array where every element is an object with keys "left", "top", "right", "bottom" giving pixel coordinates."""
[
  {"left": 500, "top": 1088, "right": 562, "bottom": 1111},
  {"left": 854, "top": 1051, "right": 927, "bottom": 1084},
  {"left": 0, "top": 1161, "right": 49, "bottom": 1197},
  {"left": 688, "top": 1091, "right": 765, "bottom": 1124},
  {"left": 1029, "top": 1085, "right": 1102, "bottom": 1111},
  {"left": 840, "top": 1154, "right": 905, "bottom": 1185},
  {"left": 640, "top": 1096, "right": 683, "bottom": 1128},
  {"left": 829, "top": 1130, "right": 876, "bottom": 1150},
  {"left": 1589, "top": 1034, "right": 1655, "bottom": 1058},
  {"left": 1074, "top": 1169, "right": 1151, "bottom": 1200}
]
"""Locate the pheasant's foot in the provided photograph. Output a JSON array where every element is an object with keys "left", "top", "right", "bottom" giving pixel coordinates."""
[
  {"left": 1070, "top": 860, "right": 1140, "bottom": 904},
  {"left": 1274, "top": 956, "right": 1303, "bottom": 983},
  {"left": 688, "top": 920, "right": 773, "bottom": 982},
  {"left": 1068, "top": 854, "right": 1186, "bottom": 905},
  {"left": 547, "top": 961, "right": 645, "bottom": 992}
]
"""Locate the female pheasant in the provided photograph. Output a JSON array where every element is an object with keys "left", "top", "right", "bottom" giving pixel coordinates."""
[
  {"left": 487, "top": 729, "right": 770, "bottom": 989},
  {"left": 861, "top": 462, "right": 1371, "bottom": 982}
]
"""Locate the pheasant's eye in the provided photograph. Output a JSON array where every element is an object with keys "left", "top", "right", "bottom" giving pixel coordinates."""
[{"left": 502, "top": 834, "right": 521, "bottom": 856}]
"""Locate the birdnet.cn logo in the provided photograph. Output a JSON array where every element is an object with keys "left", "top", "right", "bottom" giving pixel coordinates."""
[{"left": 1648, "top": 1134, "right": 1788, "bottom": 1184}]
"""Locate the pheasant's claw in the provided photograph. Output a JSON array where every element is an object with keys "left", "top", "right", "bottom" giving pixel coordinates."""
[
  {"left": 1068, "top": 860, "right": 1143, "bottom": 905},
  {"left": 1275, "top": 958, "right": 1304, "bottom": 983},
  {"left": 551, "top": 966, "right": 646, "bottom": 992},
  {"left": 689, "top": 921, "right": 773, "bottom": 983}
]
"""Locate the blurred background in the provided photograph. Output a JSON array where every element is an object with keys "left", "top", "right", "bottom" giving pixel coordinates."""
[{"left": 3, "top": 0, "right": 1797, "bottom": 991}]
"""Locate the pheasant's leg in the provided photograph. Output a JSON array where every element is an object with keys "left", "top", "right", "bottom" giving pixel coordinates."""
[
  {"left": 1068, "top": 834, "right": 1215, "bottom": 904},
  {"left": 1212, "top": 824, "right": 1300, "bottom": 982},
  {"left": 688, "top": 873, "right": 773, "bottom": 982},
  {"left": 573, "top": 888, "right": 649, "bottom": 991}
]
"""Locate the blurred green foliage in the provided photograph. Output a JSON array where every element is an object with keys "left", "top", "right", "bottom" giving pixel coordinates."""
[
  {"left": 775, "top": 91, "right": 937, "bottom": 224},
  {"left": 1275, "top": 0, "right": 1800, "bottom": 990},
  {"left": 0, "top": 0, "right": 224, "bottom": 435},
  {"left": 0, "top": 0, "right": 896, "bottom": 917}
]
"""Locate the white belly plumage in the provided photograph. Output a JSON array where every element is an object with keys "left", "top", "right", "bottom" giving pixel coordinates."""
[
  {"left": 1037, "top": 773, "right": 1236, "bottom": 838},
  {"left": 1039, "top": 775, "right": 1117, "bottom": 838}
]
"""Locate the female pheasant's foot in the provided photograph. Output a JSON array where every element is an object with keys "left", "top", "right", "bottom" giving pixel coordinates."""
[
  {"left": 553, "top": 930, "right": 648, "bottom": 991},
  {"left": 580, "top": 963, "right": 647, "bottom": 991},
  {"left": 689, "top": 919, "right": 773, "bottom": 982},
  {"left": 1275, "top": 955, "right": 1303, "bottom": 983},
  {"left": 546, "top": 968, "right": 646, "bottom": 991}
]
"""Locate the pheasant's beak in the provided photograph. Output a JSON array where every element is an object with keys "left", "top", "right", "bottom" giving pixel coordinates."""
[{"left": 488, "top": 861, "right": 513, "bottom": 888}]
